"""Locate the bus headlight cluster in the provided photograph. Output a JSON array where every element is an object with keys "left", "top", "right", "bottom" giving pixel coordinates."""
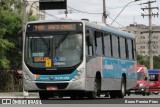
[{"left": 72, "top": 68, "right": 84, "bottom": 81}]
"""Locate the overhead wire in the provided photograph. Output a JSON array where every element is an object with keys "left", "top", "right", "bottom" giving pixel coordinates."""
[
  {"left": 67, "top": 6, "right": 102, "bottom": 14},
  {"left": 31, "top": 6, "right": 59, "bottom": 19}
]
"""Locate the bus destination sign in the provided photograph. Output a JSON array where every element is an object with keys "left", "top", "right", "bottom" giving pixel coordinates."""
[{"left": 27, "top": 24, "right": 77, "bottom": 32}]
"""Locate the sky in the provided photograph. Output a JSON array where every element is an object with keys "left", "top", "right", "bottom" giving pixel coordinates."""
[{"left": 44, "top": 0, "right": 160, "bottom": 27}]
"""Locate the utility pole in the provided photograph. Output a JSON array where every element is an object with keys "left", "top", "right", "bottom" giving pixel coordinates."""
[
  {"left": 141, "top": 0, "right": 159, "bottom": 69},
  {"left": 22, "top": 0, "right": 29, "bottom": 97},
  {"left": 103, "top": 0, "right": 107, "bottom": 24},
  {"left": 65, "top": 9, "right": 68, "bottom": 18},
  {"left": 58, "top": 9, "right": 72, "bottom": 18}
]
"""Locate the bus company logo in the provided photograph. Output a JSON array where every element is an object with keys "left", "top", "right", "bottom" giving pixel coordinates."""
[{"left": 2, "top": 99, "right": 11, "bottom": 104}]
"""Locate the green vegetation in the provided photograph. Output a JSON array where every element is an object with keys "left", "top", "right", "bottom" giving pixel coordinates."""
[
  {"left": 137, "top": 54, "right": 160, "bottom": 69},
  {"left": 0, "top": 0, "right": 37, "bottom": 92}
]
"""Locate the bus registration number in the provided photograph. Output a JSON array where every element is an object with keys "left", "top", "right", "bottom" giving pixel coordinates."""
[{"left": 47, "top": 86, "right": 58, "bottom": 90}]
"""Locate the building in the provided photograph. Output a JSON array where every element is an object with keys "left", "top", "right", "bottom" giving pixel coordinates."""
[
  {"left": 26, "top": 0, "right": 45, "bottom": 20},
  {"left": 123, "top": 23, "right": 160, "bottom": 56}
]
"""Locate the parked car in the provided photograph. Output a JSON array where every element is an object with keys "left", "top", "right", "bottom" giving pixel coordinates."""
[
  {"left": 148, "top": 69, "right": 160, "bottom": 95},
  {"left": 129, "top": 65, "right": 150, "bottom": 96}
]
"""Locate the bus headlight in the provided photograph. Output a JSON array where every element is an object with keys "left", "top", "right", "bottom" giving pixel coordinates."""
[
  {"left": 139, "top": 83, "right": 144, "bottom": 88},
  {"left": 72, "top": 68, "right": 84, "bottom": 81}
]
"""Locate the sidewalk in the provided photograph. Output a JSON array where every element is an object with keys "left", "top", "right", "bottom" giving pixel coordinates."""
[{"left": 0, "top": 92, "right": 39, "bottom": 98}]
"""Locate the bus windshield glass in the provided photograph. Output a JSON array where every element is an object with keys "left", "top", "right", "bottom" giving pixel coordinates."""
[{"left": 25, "top": 31, "right": 83, "bottom": 69}]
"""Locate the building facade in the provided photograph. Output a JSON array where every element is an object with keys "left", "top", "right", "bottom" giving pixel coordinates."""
[
  {"left": 123, "top": 24, "right": 160, "bottom": 56},
  {"left": 26, "top": 0, "right": 45, "bottom": 20}
]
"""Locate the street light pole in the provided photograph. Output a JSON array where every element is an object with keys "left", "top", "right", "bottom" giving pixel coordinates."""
[
  {"left": 22, "top": 0, "right": 29, "bottom": 97},
  {"left": 111, "top": 0, "right": 140, "bottom": 25}
]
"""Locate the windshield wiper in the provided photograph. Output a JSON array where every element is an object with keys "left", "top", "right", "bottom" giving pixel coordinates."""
[{"left": 55, "top": 32, "right": 69, "bottom": 49}]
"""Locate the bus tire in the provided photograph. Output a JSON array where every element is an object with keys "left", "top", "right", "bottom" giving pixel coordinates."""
[
  {"left": 154, "top": 92, "right": 159, "bottom": 95},
  {"left": 39, "top": 91, "right": 49, "bottom": 100},
  {"left": 110, "top": 91, "right": 117, "bottom": 98},
  {"left": 87, "top": 77, "right": 101, "bottom": 99},
  {"left": 147, "top": 92, "right": 150, "bottom": 96},
  {"left": 117, "top": 76, "right": 126, "bottom": 98}
]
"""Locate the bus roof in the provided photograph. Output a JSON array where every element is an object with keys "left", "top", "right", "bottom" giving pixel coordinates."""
[
  {"left": 27, "top": 19, "right": 135, "bottom": 39},
  {"left": 148, "top": 69, "right": 160, "bottom": 74}
]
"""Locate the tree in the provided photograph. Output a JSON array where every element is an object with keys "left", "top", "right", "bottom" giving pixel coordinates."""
[
  {"left": 0, "top": 0, "right": 38, "bottom": 92},
  {"left": 137, "top": 54, "right": 160, "bottom": 69},
  {"left": 0, "top": 0, "right": 37, "bottom": 70},
  {"left": 137, "top": 54, "right": 149, "bottom": 69},
  {"left": 153, "top": 55, "right": 160, "bottom": 69}
]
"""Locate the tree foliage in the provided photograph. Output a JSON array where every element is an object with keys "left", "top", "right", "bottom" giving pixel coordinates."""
[
  {"left": 0, "top": 0, "right": 37, "bottom": 92},
  {"left": 137, "top": 54, "right": 160, "bottom": 69},
  {"left": 0, "top": 0, "right": 37, "bottom": 70}
]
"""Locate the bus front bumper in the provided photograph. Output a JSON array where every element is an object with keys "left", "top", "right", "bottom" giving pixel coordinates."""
[{"left": 23, "top": 78, "right": 86, "bottom": 92}]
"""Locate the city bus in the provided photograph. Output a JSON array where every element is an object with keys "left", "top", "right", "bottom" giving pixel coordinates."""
[{"left": 23, "top": 19, "right": 137, "bottom": 99}]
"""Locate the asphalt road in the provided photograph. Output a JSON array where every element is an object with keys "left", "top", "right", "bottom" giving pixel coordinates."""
[
  {"left": 0, "top": 92, "right": 160, "bottom": 107},
  {"left": 0, "top": 92, "right": 160, "bottom": 104}
]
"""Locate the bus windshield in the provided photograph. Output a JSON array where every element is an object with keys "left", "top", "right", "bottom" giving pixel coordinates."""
[{"left": 24, "top": 32, "right": 83, "bottom": 68}]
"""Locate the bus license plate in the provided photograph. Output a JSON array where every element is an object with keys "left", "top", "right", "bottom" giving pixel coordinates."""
[{"left": 47, "top": 86, "right": 58, "bottom": 90}]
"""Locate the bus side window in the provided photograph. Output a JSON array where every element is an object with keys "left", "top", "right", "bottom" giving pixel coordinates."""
[
  {"left": 132, "top": 40, "right": 136, "bottom": 60},
  {"left": 127, "top": 39, "right": 133, "bottom": 60},
  {"left": 112, "top": 35, "right": 119, "bottom": 58},
  {"left": 86, "top": 30, "right": 93, "bottom": 56},
  {"left": 125, "top": 38, "right": 129, "bottom": 59},
  {"left": 95, "top": 32, "right": 103, "bottom": 56},
  {"left": 119, "top": 37, "right": 126, "bottom": 59},
  {"left": 104, "top": 33, "right": 111, "bottom": 57}
]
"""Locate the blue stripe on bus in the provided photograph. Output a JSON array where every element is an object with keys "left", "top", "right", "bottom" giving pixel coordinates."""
[
  {"left": 36, "top": 70, "right": 78, "bottom": 81},
  {"left": 102, "top": 57, "right": 136, "bottom": 79}
]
